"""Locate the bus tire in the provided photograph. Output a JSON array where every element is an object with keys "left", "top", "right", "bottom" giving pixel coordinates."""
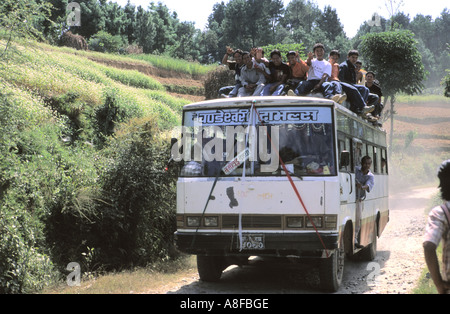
[
  {"left": 319, "top": 247, "right": 345, "bottom": 292},
  {"left": 197, "top": 255, "right": 224, "bottom": 282}
]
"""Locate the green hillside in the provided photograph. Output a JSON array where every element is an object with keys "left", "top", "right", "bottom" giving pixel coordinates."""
[
  {"left": 0, "top": 41, "right": 202, "bottom": 130},
  {"left": 0, "top": 40, "right": 211, "bottom": 293}
]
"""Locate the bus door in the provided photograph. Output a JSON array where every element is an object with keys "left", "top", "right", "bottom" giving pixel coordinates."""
[{"left": 338, "top": 137, "right": 353, "bottom": 204}]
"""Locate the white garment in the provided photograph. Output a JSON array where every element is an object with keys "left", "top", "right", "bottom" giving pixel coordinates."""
[{"left": 308, "top": 58, "right": 332, "bottom": 81}]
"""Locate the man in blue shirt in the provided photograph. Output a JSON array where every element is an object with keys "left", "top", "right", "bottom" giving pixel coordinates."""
[{"left": 355, "top": 156, "right": 375, "bottom": 247}]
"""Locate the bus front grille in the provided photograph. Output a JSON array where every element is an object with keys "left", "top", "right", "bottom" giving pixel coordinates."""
[{"left": 222, "top": 215, "right": 282, "bottom": 229}]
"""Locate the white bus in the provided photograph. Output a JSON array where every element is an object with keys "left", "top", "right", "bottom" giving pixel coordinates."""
[{"left": 172, "top": 96, "right": 389, "bottom": 292}]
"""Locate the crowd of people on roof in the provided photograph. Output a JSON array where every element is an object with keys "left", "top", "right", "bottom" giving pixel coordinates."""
[{"left": 218, "top": 44, "right": 384, "bottom": 127}]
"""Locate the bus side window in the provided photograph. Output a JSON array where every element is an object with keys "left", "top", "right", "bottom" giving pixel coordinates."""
[
  {"left": 381, "top": 149, "right": 388, "bottom": 174},
  {"left": 367, "top": 144, "right": 374, "bottom": 172},
  {"left": 374, "top": 146, "right": 381, "bottom": 174},
  {"left": 338, "top": 139, "right": 347, "bottom": 171},
  {"left": 352, "top": 138, "right": 363, "bottom": 171}
]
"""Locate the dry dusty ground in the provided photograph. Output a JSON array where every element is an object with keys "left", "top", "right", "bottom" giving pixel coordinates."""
[{"left": 147, "top": 186, "right": 438, "bottom": 295}]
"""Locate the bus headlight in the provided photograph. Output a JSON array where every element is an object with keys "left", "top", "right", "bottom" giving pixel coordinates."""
[
  {"left": 187, "top": 216, "right": 201, "bottom": 227},
  {"left": 306, "top": 216, "right": 323, "bottom": 228},
  {"left": 204, "top": 216, "right": 218, "bottom": 227},
  {"left": 286, "top": 217, "right": 304, "bottom": 228}
]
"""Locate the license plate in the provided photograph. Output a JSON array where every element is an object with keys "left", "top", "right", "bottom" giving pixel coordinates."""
[{"left": 239, "top": 234, "right": 265, "bottom": 250}]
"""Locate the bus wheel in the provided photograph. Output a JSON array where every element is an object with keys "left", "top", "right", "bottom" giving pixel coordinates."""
[
  {"left": 319, "top": 248, "right": 345, "bottom": 292},
  {"left": 197, "top": 255, "right": 224, "bottom": 282}
]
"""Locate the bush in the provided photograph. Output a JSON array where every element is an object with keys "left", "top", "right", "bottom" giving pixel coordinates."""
[
  {"left": 260, "top": 43, "right": 307, "bottom": 62},
  {"left": 204, "top": 66, "right": 235, "bottom": 100},
  {"left": 89, "top": 31, "right": 125, "bottom": 54},
  {"left": 0, "top": 93, "right": 60, "bottom": 293},
  {"left": 95, "top": 117, "right": 178, "bottom": 268},
  {"left": 94, "top": 87, "right": 143, "bottom": 145}
]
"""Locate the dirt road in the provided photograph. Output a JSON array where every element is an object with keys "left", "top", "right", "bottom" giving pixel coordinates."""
[{"left": 158, "top": 186, "right": 438, "bottom": 294}]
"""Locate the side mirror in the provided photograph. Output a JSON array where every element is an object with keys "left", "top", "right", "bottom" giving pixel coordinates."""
[{"left": 340, "top": 151, "right": 350, "bottom": 168}]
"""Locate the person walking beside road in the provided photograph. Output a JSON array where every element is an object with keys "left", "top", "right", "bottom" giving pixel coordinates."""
[{"left": 423, "top": 159, "right": 450, "bottom": 294}]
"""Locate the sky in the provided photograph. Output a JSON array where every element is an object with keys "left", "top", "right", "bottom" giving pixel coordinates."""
[{"left": 113, "top": 0, "right": 448, "bottom": 38}]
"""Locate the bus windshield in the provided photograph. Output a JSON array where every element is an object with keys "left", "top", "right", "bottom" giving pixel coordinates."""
[{"left": 179, "top": 106, "right": 336, "bottom": 177}]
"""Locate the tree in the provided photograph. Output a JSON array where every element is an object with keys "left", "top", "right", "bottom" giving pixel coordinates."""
[
  {"left": 76, "top": 0, "right": 105, "bottom": 39},
  {"left": 0, "top": 0, "right": 52, "bottom": 59},
  {"left": 103, "top": 1, "right": 127, "bottom": 37},
  {"left": 317, "top": 5, "right": 345, "bottom": 40},
  {"left": 133, "top": 5, "right": 155, "bottom": 53},
  {"left": 222, "top": 0, "right": 252, "bottom": 49},
  {"left": 123, "top": 0, "right": 136, "bottom": 44},
  {"left": 280, "top": 0, "right": 321, "bottom": 33},
  {"left": 150, "top": 2, "right": 176, "bottom": 53},
  {"left": 360, "top": 30, "right": 426, "bottom": 153},
  {"left": 169, "top": 21, "right": 200, "bottom": 60},
  {"left": 444, "top": 69, "right": 450, "bottom": 97}
]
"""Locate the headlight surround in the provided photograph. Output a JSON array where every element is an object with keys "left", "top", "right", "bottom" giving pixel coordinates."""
[
  {"left": 186, "top": 216, "right": 201, "bottom": 227},
  {"left": 204, "top": 216, "right": 218, "bottom": 227},
  {"left": 305, "top": 216, "right": 323, "bottom": 228},
  {"left": 286, "top": 216, "right": 304, "bottom": 228}
]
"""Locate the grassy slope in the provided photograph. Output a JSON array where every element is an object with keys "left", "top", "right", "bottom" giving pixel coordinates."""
[{"left": 0, "top": 41, "right": 209, "bottom": 131}]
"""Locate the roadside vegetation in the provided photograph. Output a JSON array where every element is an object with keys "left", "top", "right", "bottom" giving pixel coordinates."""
[{"left": 0, "top": 38, "right": 212, "bottom": 293}]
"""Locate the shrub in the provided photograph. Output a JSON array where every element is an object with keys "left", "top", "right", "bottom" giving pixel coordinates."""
[
  {"left": 260, "top": 43, "right": 307, "bottom": 62},
  {"left": 94, "top": 87, "right": 143, "bottom": 145},
  {"left": 89, "top": 31, "right": 125, "bottom": 54},
  {"left": 204, "top": 66, "right": 235, "bottom": 100},
  {"left": 95, "top": 117, "right": 178, "bottom": 268},
  {"left": 59, "top": 31, "right": 88, "bottom": 51},
  {"left": 0, "top": 92, "right": 60, "bottom": 293}
]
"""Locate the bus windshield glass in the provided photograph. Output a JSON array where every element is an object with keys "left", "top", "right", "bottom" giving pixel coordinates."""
[{"left": 179, "top": 106, "right": 336, "bottom": 177}]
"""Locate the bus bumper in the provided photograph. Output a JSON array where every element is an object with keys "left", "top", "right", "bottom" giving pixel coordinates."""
[{"left": 175, "top": 231, "right": 338, "bottom": 258}]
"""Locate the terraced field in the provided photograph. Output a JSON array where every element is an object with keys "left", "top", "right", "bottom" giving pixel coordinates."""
[{"left": 389, "top": 99, "right": 450, "bottom": 152}]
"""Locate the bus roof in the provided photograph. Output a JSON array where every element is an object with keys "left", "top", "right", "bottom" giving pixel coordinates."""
[
  {"left": 182, "top": 96, "right": 386, "bottom": 134},
  {"left": 183, "top": 96, "right": 334, "bottom": 110}
]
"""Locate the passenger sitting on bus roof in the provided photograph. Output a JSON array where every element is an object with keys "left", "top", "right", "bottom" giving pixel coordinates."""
[
  {"left": 321, "top": 50, "right": 372, "bottom": 116},
  {"left": 261, "top": 49, "right": 291, "bottom": 96},
  {"left": 337, "top": 50, "right": 375, "bottom": 116},
  {"left": 251, "top": 47, "right": 271, "bottom": 78},
  {"left": 293, "top": 43, "right": 331, "bottom": 96},
  {"left": 219, "top": 47, "right": 244, "bottom": 98},
  {"left": 238, "top": 51, "right": 267, "bottom": 97},
  {"left": 285, "top": 51, "right": 309, "bottom": 94},
  {"left": 321, "top": 50, "right": 347, "bottom": 104},
  {"left": 365, "top": 71, "right": 384, "bottom": 125},
  {"left": 355, "top": 60, "right": 365, "bottom": 85},
  {"left": 340, "top": 51, "right": 378, "bottom": 106},
  {"left": 251, "top": 47, "right": 270, "bottom": 65}
]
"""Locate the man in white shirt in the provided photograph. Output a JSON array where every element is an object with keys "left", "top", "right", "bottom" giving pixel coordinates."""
[
  {"left": 423, "top": 159, "right": 450, "bottom": 294},
  {"left": 238, "top": 51, "right": 267, "bottom": 97},
  {"left": 293, "top": 43, "right": 331, "bottom": 96}
]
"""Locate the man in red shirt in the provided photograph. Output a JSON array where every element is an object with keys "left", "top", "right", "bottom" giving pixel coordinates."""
[{"left": 285, "top": 51, "right": 309, "bottom": 95}]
